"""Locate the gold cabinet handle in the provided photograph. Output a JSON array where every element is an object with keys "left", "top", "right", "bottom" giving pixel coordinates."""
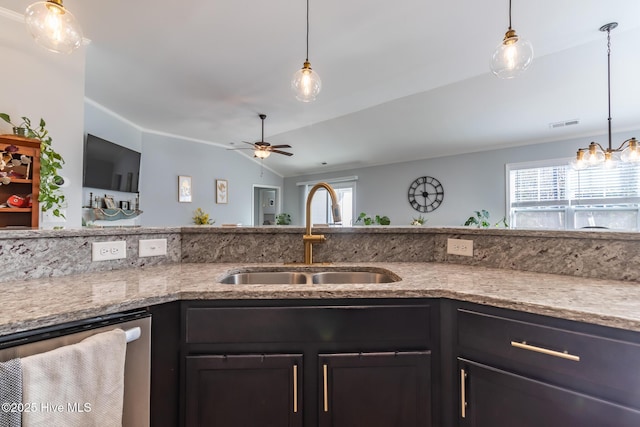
[
  {"left": 511, "top": 341, "right": 580, "bottom": 362},
  {"left": 293, "top": 364, "right": 298, "bottom": 413},
  {"left": 323, "top": 364, "right": 329, "bottom": 412},
  {"left": 460, "top": 368, "right": 467, "bottom": 419}
]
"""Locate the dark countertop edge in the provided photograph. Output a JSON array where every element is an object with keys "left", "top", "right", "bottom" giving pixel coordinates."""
[{"left": 1, "top": 225, "right": 637, "bottom": 241}]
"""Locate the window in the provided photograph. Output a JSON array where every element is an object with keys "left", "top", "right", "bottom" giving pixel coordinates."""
[
  {"left": 507, "top": 160, "right": 640, "bottom": 231},
  {"left": 300, "top": 177, "right": 356, "bottom": 226}
]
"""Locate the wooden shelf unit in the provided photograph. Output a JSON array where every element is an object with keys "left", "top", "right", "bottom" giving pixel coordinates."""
[{"left": 0, "top": 134, "right": 40, "bottom": 229}]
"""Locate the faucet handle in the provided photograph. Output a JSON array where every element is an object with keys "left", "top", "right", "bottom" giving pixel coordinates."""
[{"left": 303, "top": 234, "right": 326, "bottom": 243}]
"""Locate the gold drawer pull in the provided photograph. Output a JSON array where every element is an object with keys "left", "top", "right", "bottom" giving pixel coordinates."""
[
  {"left": 511, "top": 341, "right": 580, "bottom": 362},
  {"left": 293, "top": 364, "right": 298, "bottom": 413},
  {"left": 460, "top": 368, "right": 467, "bottom": 419},
  {"left": 323, "top": 364, "right": 329, "bottom": 412}
]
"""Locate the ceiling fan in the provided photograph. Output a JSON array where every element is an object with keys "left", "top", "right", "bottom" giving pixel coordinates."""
[{"left": 229, "top": 114, "right": 293, "bottom": 159}]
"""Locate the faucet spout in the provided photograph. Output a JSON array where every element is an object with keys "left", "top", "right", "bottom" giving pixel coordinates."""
[{"left": 303, "top": 182, "right": 341, "bottom": 264}]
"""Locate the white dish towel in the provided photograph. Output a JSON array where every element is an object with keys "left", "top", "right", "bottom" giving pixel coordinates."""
[{"left": 21, "top": 328, "right": 127, "bottom": 427}]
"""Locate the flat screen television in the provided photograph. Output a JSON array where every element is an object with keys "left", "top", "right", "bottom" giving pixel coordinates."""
[{"left": 83, "top": 134, "right": 141, "bottom": 193}]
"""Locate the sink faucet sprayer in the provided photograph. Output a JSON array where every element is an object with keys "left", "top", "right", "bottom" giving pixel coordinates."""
[{"left": 303, "top": 182, "right": 341, "bottom": 264}]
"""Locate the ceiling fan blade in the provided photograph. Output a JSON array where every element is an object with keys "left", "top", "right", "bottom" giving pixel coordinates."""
[
  {"left": 271, "top": 149, "right": 293, "bottom": 156},
  {"left": 227, "top": 147, "right": 254, "bottom": 151},
  {"left": 241, "top": 141, "right": 257, "bottom": 147},
  {"left": 269, "top": 144, "right": 292, "bottom": 149}
]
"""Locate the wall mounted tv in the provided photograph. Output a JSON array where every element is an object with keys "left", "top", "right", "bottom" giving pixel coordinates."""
[{"left": 83, "top": 134, "right": 141, "bottom": 193}]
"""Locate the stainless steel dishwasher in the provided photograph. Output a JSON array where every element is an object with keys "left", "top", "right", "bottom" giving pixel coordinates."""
[{"left": 0, "top": 309, "right": 151, "bottom": 427}]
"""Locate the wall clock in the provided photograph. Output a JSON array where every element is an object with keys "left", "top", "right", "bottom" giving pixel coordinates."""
[{"left": 408, "top": 176, "right": 444, "bottom": 213}]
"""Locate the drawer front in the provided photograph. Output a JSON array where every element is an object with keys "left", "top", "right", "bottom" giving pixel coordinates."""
[
  {"left": 186, "top": 305, "right": 431, "bottom": 345},
  {"left": 457, "top": 308, "right": 640, "bottom": 408}
]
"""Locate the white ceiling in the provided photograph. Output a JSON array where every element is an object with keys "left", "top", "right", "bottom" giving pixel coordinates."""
[{"left": 3, "top": 0, "right": 640, "bottom": 177}]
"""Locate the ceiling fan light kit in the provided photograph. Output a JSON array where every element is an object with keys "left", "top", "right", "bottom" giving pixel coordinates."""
[
  {"left": 25, "top": 0, "right": 83, "bottom": 54},
  {"left": 490, "top": 0, "right": 533, "bottom": 79},
  {"left": 574, "top": 22, "right": 639, "bottom": 169},
  {"left": 228, "top": 114, "right": 293, "bottom": 160},
  {"left": 291, "top": 0, "right": 321, "bottom": 102}
]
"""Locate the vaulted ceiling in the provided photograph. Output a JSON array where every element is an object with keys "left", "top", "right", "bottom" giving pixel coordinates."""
[{"left": 3, "top": 0, "right": 640, "bottom": 177}]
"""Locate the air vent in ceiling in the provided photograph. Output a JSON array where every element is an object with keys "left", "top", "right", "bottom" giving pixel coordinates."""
[{"left": 549, "top": 119, "right": 580, "bottom": 129}]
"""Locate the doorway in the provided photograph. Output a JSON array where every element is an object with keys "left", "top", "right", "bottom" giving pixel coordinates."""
[{"left": 252, "top": 185, "right": 281, "bottom": 226}]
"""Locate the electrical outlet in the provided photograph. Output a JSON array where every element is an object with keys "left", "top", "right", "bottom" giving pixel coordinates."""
[
  {"left": 139, "top": 238, "right": 167, "bottom": 257},
  {"left": 92, "top": 241, "right": 127, "bottom": 261},
  {"left": 447, "top": 238, "right": 474, "bottom": 257}
]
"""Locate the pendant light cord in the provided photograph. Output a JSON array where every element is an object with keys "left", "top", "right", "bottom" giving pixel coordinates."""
[
  {"left": 606, "top": 27, "right": 612, "bottom": 151},
  {"left": 305, "top": 0, "right": 310, "bottom": 62},
  {"left": 508, "top": 0, "right": 512, "bottom": 30}
]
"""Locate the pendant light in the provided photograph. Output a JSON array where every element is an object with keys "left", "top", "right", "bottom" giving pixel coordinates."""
[
  {"left": 574, "top": 23, "right": 639, "bottom": 170},
  {"left": 291, "top": 0, "right": 321, "bottom": 102},
  {"left": 25, "top": 0, "right": 83, "bottom": 54},
  {"left": 490, "top": 0, "right": 533, "bottom": 79}
]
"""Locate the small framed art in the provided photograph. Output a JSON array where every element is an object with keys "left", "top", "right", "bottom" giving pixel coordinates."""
[
  {"left": 179, "top": 175, "right": 192, "bottom": 203},
  {"left": 216, "top": 179, "right": 228, "bottom": 204}
]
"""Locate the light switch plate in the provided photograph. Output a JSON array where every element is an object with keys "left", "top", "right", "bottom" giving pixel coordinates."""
[
  {"left": 92, "top": 241, "right": 127, "bottom": 261},
  {"left": 139, "top": 238, "right": 167, "bottom": 257}
]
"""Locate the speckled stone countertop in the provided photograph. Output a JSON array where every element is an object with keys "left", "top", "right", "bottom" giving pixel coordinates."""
[{"left": 2, "top": 262, "right": 640, "bottom": 337}]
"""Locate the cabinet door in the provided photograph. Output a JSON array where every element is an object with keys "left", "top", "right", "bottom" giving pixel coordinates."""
[
  {"left": 185, "top": 354, "right": 302, "bottom": 427},
  {"left": 319, "top": 351, "right": 431, "bottom": 427},
  {"left": 458, "top": 358, "right": 640, "bottom": 427}
]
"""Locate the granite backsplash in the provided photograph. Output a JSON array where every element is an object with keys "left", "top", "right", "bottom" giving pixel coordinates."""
[{"left": 1, "top": 226, "right": 638, "bottom": 283}]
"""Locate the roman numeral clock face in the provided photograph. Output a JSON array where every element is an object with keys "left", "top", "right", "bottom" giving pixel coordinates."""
[{"left": 408, "top": 176, "right": 444, "bottom": 213}]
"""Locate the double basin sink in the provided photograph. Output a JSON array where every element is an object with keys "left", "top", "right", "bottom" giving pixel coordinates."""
[{"left": 221, "top": 267, "right": 400, "bottom": 285}]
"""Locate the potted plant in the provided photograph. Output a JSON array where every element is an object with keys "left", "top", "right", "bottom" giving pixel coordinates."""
[
  {"left": 0, "top": 114, "right": 66, "bottom": 218},
  {"left": 464, "top": 210, "right": 509, "bottom": 228},
  {"left": 355, "top": 212, "right": 391, "bottom": 225},
  {"left": 276, "top": 213, "right": 291, "bottom": 225},
  {"left": 192, "top": 207, "right": 215, "bottom": 225},
  {"left": 411, "top": 215, "right": 426, "bottom": 226}
]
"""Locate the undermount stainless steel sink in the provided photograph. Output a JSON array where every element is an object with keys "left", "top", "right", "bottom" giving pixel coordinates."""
[
  {"left": 310, "top": 271, "right": 397, "bottom": 284},
  {"left": 220, "top": 271, "right": 308, "bottom": 285},
  {"left": 220, "top": 268, "right": 400, "bottom": 285}
]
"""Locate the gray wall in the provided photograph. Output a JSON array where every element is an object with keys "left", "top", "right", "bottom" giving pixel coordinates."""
[
  {"left": 139, "top": 132, "right": 282, "bottom": 226},
  {"left": 85, "top": 102, "right": 283, "bottom": 226},
  {"left": 284, "top": 129, "right": 640, "bottom": 226}
]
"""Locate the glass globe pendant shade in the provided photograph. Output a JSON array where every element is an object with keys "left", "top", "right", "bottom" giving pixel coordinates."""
[
  {"left": 254, "top": 150, "right": 271, "bottom": 159},
  {"left": 291, "top": 61, "right": 322, "bottom": 103},
  {"left": 25, "top": 0, "right": 83, "bottom": 54},
  {"left": 621, "top": 138, "right": 640, "bottom": 162},
  {"left": 490, "top": 29, "right": 533, "bottom": 79}
]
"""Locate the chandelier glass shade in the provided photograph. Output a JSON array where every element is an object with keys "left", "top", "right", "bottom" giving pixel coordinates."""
[
  {"left": 490, "top": 0, "right": 533, "bottom": 79},
  {"left": 25, "top": 0, "right": 83, "bottom": 54},
  {"left": 574, "top": 23, "right": 639, "bottom": 170}
]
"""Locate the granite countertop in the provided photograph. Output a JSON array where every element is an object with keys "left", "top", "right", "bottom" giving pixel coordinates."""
[{"left": 3, "top": 262, "right": 640, "bottom": 336}]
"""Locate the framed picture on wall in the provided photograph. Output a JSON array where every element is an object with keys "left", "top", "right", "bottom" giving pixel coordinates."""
[
  {"left": 103, "top": 197, "right": 116, "bottom": 209},
  {"left": 216, "top": 179, "right": 228, "bottom": 204},
  {"left": 179, "top": 175, "right": 192, "bottom": 203}
]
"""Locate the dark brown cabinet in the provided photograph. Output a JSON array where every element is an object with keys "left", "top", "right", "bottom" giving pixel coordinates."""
[
  {"left": 319, "top": 351, "right": 431, "bottom": 427},
  {"left": 180, "top": 300, "right": 435, "bottom": 427},
  {"left": 458, "top": 358, "right": 640, "bottom": 427},
  {"left": 185, "top": 354, "right": 303, "bottom": 427},
  {"left": 453, "top": 304, "right": 640, "bottom": 427}
]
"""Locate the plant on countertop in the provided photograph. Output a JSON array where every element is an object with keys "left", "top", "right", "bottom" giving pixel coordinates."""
[
  {"left": 355, "top": 212, "right": 391, "bottom": 225},
  {"left": 411, "top": 214, "right": 426, "bottom": 226},
  {"left": 0, "top": 113, "right": 66, "bottom": 218},
  {"left": 192, "top": 207, "right": 215, "bottom": 225},
  {"left": 276, "top": 212, "right": 291, "bottom": 225},
  {"left": 464, "top": 210, "right": 508, "bottom": 228}
]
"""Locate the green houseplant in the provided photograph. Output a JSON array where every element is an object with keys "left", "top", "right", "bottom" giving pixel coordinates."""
[
  {"left": 355, "top": 212, "right": 391, "bottom": 225},
  {"left": 0, "top": 114, "right": 66, "bottom": 218},
  {"left": 276, "top": 213, "right": 292, "bottom": 225}
]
